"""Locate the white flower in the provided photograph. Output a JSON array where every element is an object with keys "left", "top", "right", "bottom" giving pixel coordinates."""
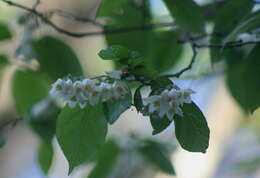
[
  {"left": 157, "top": 90, "right": 172, "bottom": 117},
  {"left": 49, "top": 77, "right": 131, "bottom": 108},
  {"left": 100, "top": 82, "right": 114, "bottom": 101},
  {"left": 112, "top": 81, "right": 129, "bottom": 99},
  {"left": 60, "top": 79, "right": 74, "bottom": 100},
  {"left": 49, "top": 79, "right": 74, "bottom": 100},
  {"left": 49, "top": 79, "right": 65, "bottom": 97},
  {"left": 179, "top": 89, "right": 195, "bottom": 105},
  {"left": 141, "top": 87, "right": 194, "bottom": 121},
  {"left": 106, "top": 70, "right": 123, "bottom": 79},
  {"left": 67, "top": 95, "right": 78, "bottom": 108},
  {"left": 143, "top": 95, "right": 161, "bottom": 113},
  {"left": 88, "top": 85, "right": 101, "bottom": 105},
  {"left": 166, "top": 103, "right": 183, "bottom": 121},
  {"left": 71, "top": 81, "right": 87, "bottom": 108}
]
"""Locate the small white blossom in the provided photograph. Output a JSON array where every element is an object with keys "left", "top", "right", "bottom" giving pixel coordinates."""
[
  {"left": 49, "top": 77, "right": 130, "bottom": 108},
  {"left": 100, "top": 82, "right": 114, "bottom": 101},
  {"left": 88, "top": 85, "right": 101, "bottom": 105},
  {"left": 112, "top": 81, "right": 129, "bottom": 99},
  {"left": 106, "top": 70, "right": 123, "bottom": 79},
  {"left": 143, "top": 95, "right": 161, "bottom": 113},
  {"left": 49, "top": 78, "right": 64, "bottom": 97},
  {"left": 179, "top": 89, "right": 195, "bottom": 105},
  {"left": 141, "top": 87, "right": 194, "bottom": 121}
]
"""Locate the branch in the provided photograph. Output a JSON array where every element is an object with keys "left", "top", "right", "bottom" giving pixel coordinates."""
[
  {"left": 47, "top": 9, "right": 103, "bottom": 27},
  {"left": 164, "top": 45, "right": 198, "bottom": 78},
  {"left": 0, "top": 117, "right": 22, "bottom": 130},
  {"left": 1, "top": 0, "right": 260, "bottom": 49},
  {"left": 1, "top": 0, "right": 176, "bottom": 38}
]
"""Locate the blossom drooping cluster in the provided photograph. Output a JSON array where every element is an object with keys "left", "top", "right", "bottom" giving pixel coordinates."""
[
  {"left": 141, "top": 88, "right": 195, "bottom": 121},
  {"left": 50, "top": 78, "right": 129, "bottom": 108}
]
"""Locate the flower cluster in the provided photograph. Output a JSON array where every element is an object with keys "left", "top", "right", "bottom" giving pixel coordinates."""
[
  {"left": 50, "top": 78, "right": 129, "bottom": 108},
  {"left": 141, "top": 88, "right": 195, "bottom": 121}
]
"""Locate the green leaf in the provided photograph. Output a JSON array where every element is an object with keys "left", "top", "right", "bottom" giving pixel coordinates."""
[
  {"left": 210, "top": 0, "right": 254, "bottom": 62},
  {"left": 0, "top": 55, "right": 8, "bottom": 87},
  {"left": 0, "top": 55, "right": 8, "bottom": 66},
  {"left": 0, "top": 136, "right": 5, "bottom": 148},
  {"left": 33, "top": 36, "right": 83, "bottom": 81},
  {"left": 98, "top": 45, "right": 131, "bottom": 61},
  {"left": 29, "top": 102, "right": 59, "bottom": 142},
  {"left": 97, "top": 0, "right": 152, "bottom": 58},
  {"left": 224, "top": 10, "right": 260, "bottom": 44},
  {"left": 38, "top": 141, "right": 54, "bottom": 174},
  {"left": 0, "top": 23, "right": 12, "bottom": 41},
  {"left": 134, "top": 85, "right": 143, "bottom": 112},
  {"left": 56, "top": 104, "right": 108, "bottom": 173},
  {"left": 88, "top": 140, "right": 120, "bottom": 178},
  {"left": 174, "top": 103, "right": 209, "bottom": 153},
  {"left": 227, "top": 45, "right": 260, "bottom": 113},
  {"left": 12, "top": 70, "right": 49, "bottom": 116},
  {"left": 163, "top": 0, "right": 205, "bottom": 34},
  {"left": 103, "top": 94, "right": 132, "bottom": 124},
  {"left": 145, "top": 31, "right": 183, "bottom": 73},
  {"left": 97, "top": 0, "right": 182, "bottom": 74},
  {"left": 150, "top": 116, "right": 172, "bottom": 135},
  {"left": 150, "top": 77, "right": 173, "bottom": 92},
  {"left": 139, "top": 140, "right": 175, "bottom": 175}
]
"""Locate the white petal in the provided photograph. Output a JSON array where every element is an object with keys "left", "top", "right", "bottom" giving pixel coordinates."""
[{"left": 143, "top": 95, "right": 160, "bottom": 106}]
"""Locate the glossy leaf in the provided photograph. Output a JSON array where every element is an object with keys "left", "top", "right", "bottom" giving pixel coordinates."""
[
  {"left": 134, "top": 85, "right": 143, "bottom": 112},
  {"left": 12, "top": 70, "right": 49, "bottom": 116},
  {"left": 224, "top": 10, "right": 260, "bottom": 43},
  {"left": 227, "top": 45, "right": 260, "bottom": 113},
  {"left": 38, "top": 141, "right": 54, "bottom": 174},
  {"left": 56, "top": 104, "right": 107, "bottom": 173},
  {"left": 88, "top": 140, "right": 120, "bottom": 178},
  {"left": 150, "top": 116, "right": 172, "bottom": 135},
  {"left": 174, "top": 103, "right": 209, "bottom": 153},
  {"left": 33, "top": 36, "right": 83, "bottom": 81},
  {"left": 103, "top": 94, "right": 132, "bottom": 124},
  {"left": 210, "top": 0, "right": 253, "bottom": 62},
  {"left": 139, "top": 140, "right": 175, "bottom": 175},
  {"left": 163, "top": 0, "right": 205, "bottom": 34},
  {"left": 0, "top": 23, "right": 12, "bottom": 41}
]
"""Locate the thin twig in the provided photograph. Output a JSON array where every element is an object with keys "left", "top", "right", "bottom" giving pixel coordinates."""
[
  {"left": 32, "top": 0, "right": 40, "bottom": 10},
  {"left": 2, "top": 0, "right": 260, "bottom": 49},
  {"left": 164, "top": 45, "right": 198, "bottom": 78},
  {"left": 1, "top": 0, "right": 175, "bottom": 37},
  {"left": 47, "top": 9, "right": 103, "bottom": 27},
  {"left": 0, "top": 118, "right": 22, "bottom": 130}
]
